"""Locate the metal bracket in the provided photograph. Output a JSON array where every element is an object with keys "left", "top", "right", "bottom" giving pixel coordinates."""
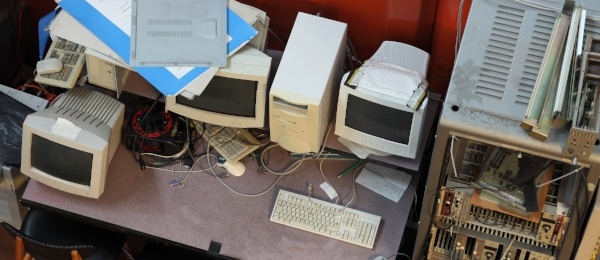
[{"left": 563, "top": 127, "right": 598, "bottom": 159}]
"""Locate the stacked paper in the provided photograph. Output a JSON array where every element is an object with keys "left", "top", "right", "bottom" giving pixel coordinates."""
[
  {"left": 344, "top": 59, "right": 429, "bottom": 111},
  {"left": 54, "top": 0, "right": 258, "bottom": 96}
]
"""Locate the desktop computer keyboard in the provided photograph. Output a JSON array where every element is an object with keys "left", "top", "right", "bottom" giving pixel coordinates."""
[
  {"left": 34, "top": 37, "right": 86, "bottom": 89},
  {"left": 194, "top": 121, "right": 260, "bottom": 162},
  {"left": 270, "top": 189, "right": 381, "bottom": 249}
]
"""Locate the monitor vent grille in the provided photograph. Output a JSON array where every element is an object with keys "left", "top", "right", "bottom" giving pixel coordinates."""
[
  {"left": 448, "top": 0, "right": 562, "bottom": 118},
  {"left": 474, "top": 5, "right": 523, "bottom": 100},
  {"left": 515, "top": 12, "right": 555, "bottom": 105},
  {"left": 147, "top": 19, "right": 192, "bottom": 26},
  {"left": 474, "top": 6, "right": 554, "bottom": 106},
  {"left": 146, "top": 19, "right": 193, "bottom": 38},
  {"left": 147, "top": 31, "right": 193, "bottom": 38},
  {"left": 52, "top": 88, "right": 122, "bottom": 125},
  {"left": 371, "top": 41, "right": 430, "bottom": 75},
  {"left": 584, "top": 19, "right": 600, "bottom": 39}
]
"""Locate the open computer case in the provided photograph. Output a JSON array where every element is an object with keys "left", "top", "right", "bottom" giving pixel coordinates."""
[{"left": 413, "top": 0, "right": 600, "bottom": 259}]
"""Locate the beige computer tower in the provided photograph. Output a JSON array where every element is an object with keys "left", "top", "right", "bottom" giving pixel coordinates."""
[
  {"left": 85, "top": 49, "right": 131, "bottom": 97},
  {"left": 0, "top": 165, "right": 28, "bottom": 228},
  {"left": 268, "top": 12, "right": 347, "bottom": 153}
]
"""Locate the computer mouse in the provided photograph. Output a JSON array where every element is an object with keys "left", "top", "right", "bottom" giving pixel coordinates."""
[
  {"left": 36, "top": 58, "right": 63, "bottom": 74},
  {"left": 218, "top": 160, "right": 246, "bottom": 177}
]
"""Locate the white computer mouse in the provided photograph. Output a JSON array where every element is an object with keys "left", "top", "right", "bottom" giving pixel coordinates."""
[
  {"left": 36, "top": 58, "right": 63, "bottom": 74},
  {"left": 219, "top": 160, "right": 246, "bottom": 177}
]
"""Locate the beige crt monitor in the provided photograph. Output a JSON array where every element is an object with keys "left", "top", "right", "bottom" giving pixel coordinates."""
[
  {"left": 21, "top": 87, "right": 124, "bottom": 199},
  {"left": 335, "top": 72, "right": 428, "bottom": 159},
  {"left": 165, "top": 45, "right": 271, "bottom": 128},
  {"left": 335, "top": 41, "right": 431, "bottom": 159},
  {"left": 269, "top": 12, "right": 347, "bottom": 153}
]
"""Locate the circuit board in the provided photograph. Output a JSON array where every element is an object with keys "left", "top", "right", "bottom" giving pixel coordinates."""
[{"left": 475, "top": 148, "right": 526, "bottom": 207}]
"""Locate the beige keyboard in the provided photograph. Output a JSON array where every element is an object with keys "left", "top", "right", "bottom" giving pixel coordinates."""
[
  {"left": 34, "top": 37, "right": 86, "bottom": 89},
  {"left": 270, "top": 189, "right": 381, "bottom": 249},
  {"left": 193, "top": 121, "right": 260, "bottom": 162}
]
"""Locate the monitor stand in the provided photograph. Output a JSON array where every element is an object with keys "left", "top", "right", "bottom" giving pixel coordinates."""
[{"left": 338, "top": 136, "right": 391, "bottom": 159}]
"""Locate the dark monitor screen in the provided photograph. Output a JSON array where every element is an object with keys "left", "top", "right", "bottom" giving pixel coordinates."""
[
  {"left": 175, "top": 76, "right": 258, "bottom": 117},
  {"left": 31, "top": 134, "right": 93, "bottom": 186},
  {"left": 345, "top": 95, "right": 413, "bottom": 144}
]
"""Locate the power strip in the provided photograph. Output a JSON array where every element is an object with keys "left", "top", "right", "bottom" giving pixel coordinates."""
[{"left": 0, "top": 84, "right": 48, "bottom": 111}]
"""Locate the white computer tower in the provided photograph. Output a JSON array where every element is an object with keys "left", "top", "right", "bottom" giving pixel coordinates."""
[
  {"left": 269, "top": 12, "right": 347, "bottom": 153},
  {"left": 0, "top": 165, "right": 28, "bottom": 228}
]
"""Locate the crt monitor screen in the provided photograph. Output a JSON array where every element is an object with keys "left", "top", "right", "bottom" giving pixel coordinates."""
[
  {"left": 345, "top": 95, "right": 413, "bottom": 144},
  {"left": 31, "top": 134, "right": 93, "bottom": 186},
  {"left": 175, "top": 76, "right": 258, "bottom": 118}
]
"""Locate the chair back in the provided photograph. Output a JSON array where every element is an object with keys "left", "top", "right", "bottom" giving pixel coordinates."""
[{"left": 2, "top": 222, "right": 95, "bottom": 260}]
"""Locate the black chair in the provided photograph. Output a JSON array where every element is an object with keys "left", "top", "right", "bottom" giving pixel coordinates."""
[
  {"left": 123, "top": 240, "right": 234, "bottom": 260},
  {"left": 1, "top": 208, "right": 127, "bottom": 260}
]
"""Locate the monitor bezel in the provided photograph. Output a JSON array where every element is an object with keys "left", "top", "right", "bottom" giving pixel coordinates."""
[
  {"left": 335, "top": 76, "right": 428, "bottom": 159},
  {"left": 21, "top": 111, "right": 110, "bottom": 199},
  {"left": 166, "top": 46, "right": 271, "bottom": 128},
  {"left": 166, "top": 70, "right": 267, "bottom": 128}
]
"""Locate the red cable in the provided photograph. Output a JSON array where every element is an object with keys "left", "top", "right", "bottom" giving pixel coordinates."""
[
  {"left": 16, "top": 84, "right": 57, "bottom": 102},
  {"left": 131, "top": 107, "right": 173, "bottom": 139}
]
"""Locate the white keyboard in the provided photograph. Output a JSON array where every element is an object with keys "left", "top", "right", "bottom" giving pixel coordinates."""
[
  {"left": 193, "top": 121, "right": 260, "bottom": 162},
  {"left": 34, "top": 37, "right": 86, "bottom": 89},
  {"left": 270, "top": 189, "right": 381, "bottom": 249}
]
